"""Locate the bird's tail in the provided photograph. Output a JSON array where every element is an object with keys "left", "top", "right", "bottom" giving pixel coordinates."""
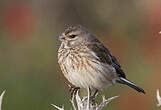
[{"left": 117, "top": 77, "right": 145, "bottom": 94}]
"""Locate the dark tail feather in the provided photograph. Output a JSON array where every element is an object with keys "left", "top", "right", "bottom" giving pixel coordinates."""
[{"left": 117, "top": 77, "right": 145, "bottom": 94}]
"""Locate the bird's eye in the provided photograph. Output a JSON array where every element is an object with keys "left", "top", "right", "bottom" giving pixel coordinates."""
[{"left": 69, "top": 35, "right": 77, "bottom": 38}]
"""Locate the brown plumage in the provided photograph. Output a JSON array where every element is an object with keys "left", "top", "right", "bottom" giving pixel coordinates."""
[{"left": 58, "top": 25, "right": 145, "bottom": 96}]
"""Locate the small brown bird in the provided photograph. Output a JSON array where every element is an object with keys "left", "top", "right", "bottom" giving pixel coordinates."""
[{"left": 58, "top": 25, "right": 145, "bottom": 96}]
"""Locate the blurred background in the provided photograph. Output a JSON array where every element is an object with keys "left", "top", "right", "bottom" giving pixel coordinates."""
[{"left": 0, "top": 0, "right": 161, "bottom": 110}]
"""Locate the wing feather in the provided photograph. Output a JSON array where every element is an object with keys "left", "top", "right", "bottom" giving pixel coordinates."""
[{"left": 87, "top": 42, "right": 126, "bottom": 78}]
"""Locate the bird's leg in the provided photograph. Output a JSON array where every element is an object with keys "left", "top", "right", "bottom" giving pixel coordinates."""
[
  {"left": 93, "top": 89, "right": 99, "bottom": 98},
  {"left": 90, "top": 89, "right": 98, "bottom": 101},
  {"left": 89, "top": 87, "right": 92, "bottom": 96}
]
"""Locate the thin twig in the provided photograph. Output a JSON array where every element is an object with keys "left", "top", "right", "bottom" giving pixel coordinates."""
[
  {"left": 51, "top": 89, "right": 118, "bottom": 110},
  {"left": 0, "top": 91, "right": 5, "bottom": 110},
  {"left": 97, "top": 95, "right": 119, "bottom": 110},
  {"left": 70, "top": 98, "right": 77, "bottom": 110},
  {"left": 156, "top": 89, "right": 161, "bottom": 107},
  {"left": 51, "top": 104, "right": 64, "bottom": 110},
  {"left": 75, "top": 91, "right": 81, "bottom": 110},
  {"left": 86, "top": 88, "right": 90, "bottom": 110}
]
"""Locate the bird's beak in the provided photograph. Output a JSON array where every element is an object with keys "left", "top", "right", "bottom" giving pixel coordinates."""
[{"left": 59, "top": 35, "right": 65, "bottom": 41}]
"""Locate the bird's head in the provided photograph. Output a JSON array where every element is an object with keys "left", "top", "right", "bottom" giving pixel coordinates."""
[{"left": 59, "top": 25, "right": 95, "bottom": 48}]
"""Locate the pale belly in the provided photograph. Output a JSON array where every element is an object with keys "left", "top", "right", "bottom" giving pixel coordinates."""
[{"left": 61, "top": 58, "right": 118, "bottom": 90}]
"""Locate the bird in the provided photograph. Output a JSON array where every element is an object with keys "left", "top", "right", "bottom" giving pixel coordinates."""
[{"left": 58, "top": 25, "right": 145, "bottom": 97}]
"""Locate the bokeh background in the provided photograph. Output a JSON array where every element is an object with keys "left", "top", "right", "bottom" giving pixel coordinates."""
[{"left": 0, "top": 0, "right": 161, "bottom": 110}]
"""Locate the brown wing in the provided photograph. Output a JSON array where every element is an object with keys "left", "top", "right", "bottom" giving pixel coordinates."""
[{"left": 87, "top": 42, "right": 126, "bottom": 78}]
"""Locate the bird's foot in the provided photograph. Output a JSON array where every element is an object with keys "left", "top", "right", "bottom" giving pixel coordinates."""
[
  {"left": 90, "top": 89, "right": 98, "bottom": 100},
  {"left": 69, "top": 87, "right": 80, "bottom": 99},
  {"left": 65, "top": 82, "right": 80, "bottom": 98}
]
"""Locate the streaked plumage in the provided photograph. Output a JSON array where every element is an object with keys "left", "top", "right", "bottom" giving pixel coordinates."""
[{"left": 58, "top": 25, "right": 145, "bottom": 94}]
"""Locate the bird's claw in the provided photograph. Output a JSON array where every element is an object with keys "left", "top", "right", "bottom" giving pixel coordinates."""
[{"left": 69, "top": 87, "right": 80, "bottom": 98}]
